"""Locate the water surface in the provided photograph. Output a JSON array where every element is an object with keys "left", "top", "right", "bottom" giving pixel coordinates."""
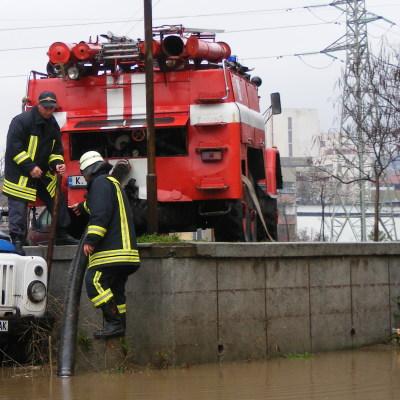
[{"left": 1, "top": 346, "right": 400, "bottom": 400}]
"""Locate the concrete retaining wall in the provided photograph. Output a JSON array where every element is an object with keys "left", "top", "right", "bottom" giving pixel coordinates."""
[{"left": 27, "top": 242, "right": 400, "bottom": 368}]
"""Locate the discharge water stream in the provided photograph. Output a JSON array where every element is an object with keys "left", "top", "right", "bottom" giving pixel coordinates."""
[{"left": 1, "top": 346, "right": 400, "bottom": 400}]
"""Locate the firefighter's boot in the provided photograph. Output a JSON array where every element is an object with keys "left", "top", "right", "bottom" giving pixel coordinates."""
[
  {"left": 94, "top": 301, "right": 125, "bottom": 339},
  {"left": 119, "top": 312, "right": 126, "bottom": 330},
  {"left": 10, "top": 234, "right": 25, "bottom": 256}
]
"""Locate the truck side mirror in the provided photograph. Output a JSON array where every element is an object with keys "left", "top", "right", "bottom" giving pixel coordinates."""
[{"left": 270, "top": 92, "right": 281, "bottom": 115}]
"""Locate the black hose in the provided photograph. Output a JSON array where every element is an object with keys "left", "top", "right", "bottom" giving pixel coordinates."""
[{"left": 57, "top": 230, "right": 88, "bottom": 377}]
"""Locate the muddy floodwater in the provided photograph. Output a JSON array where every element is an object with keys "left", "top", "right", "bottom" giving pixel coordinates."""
[{"left": 1, "top": 346, "right": 400, "bottom": 400}]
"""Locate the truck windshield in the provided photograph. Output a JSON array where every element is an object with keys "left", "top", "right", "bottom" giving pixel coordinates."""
[{"left": 69, "top": 126, "right": 187, "bottom": 160}]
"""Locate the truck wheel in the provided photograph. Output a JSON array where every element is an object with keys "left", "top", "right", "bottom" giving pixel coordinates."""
[
  {"left": 213, "top": 186, "right": 258, "bottom": 242},
  {"left": 213, "top": 200, "right": 245, "bottom": 242}
]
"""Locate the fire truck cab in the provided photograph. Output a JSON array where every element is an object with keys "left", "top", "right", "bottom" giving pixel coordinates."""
[{"left": 26, "top": 25, "right": 282, "bottom": 241}]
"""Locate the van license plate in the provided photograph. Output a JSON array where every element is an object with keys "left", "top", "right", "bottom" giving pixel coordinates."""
[
  {"left": 0, "top": 320, "right": 8, "bottom": 332},
  {"left": 68, "top": 175, "right": 87, "bottom": 188}
]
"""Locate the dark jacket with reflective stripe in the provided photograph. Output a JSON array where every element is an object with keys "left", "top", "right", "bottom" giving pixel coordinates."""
[
  {"left": 84, "top": 171, "right": 140, "bottom": 269},
  {"left": 3, "top": 106, "right": 64, "bottom": 202}
]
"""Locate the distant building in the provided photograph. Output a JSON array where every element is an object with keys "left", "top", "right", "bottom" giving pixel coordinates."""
[
  {"left": 267, "top": 108, "right": 320, "bottom": 158},
  {"left": 266, "top": 109, "right": 321, "bottom": 240}
]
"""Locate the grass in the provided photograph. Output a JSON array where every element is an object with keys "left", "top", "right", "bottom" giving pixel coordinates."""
[
  {"left": 137, "top": 233, "right": 181, "bottom": 243},
  {"left": 77, "top": 331, "right": 93, "bottom": 353},
  {"left": 283, "top": 352, "right": 313, "bottom": 360}
]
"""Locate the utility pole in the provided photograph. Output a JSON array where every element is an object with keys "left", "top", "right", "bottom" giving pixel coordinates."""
[{"left": 144, "top": 0, "right": 158, "bottom": 233}]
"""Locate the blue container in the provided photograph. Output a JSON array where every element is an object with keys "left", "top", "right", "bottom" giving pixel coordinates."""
[{"left": 0, "top": 239, "right": 16, "bottom": 253}]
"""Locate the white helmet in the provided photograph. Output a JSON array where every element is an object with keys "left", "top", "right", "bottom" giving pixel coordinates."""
[{"left": 79, "top": 151, "right": 104, "bottom": 172}]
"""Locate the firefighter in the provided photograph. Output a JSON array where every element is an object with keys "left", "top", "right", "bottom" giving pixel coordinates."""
[
  {"left": 77, "top": 151, "right": 140, "bottom": 339},
  {"left": 3, "top": 91, "right": 77, "bottom": 255}
]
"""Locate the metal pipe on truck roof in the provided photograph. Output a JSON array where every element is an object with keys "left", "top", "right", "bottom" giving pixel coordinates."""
[
  {"left": 48, "top": 42, "right": 74, "bottom": 65},
  {"left": 144, "top": 0, "right": 158, "bottom": 233},
  {"left": 72, "top": 42, "right": 101, "bottom": 61}
]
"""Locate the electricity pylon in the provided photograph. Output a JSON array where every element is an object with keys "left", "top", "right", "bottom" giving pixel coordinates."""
[{"left": 322, "top": 0, "right": 393, "bottom": 241}]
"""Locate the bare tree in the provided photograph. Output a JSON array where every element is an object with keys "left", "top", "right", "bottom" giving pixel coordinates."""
[
  {"left": 317, "top": 44, "right": 400, "bottom": 241},
  {"left": 297, "top": 165, "right": 333, "bottom": 241}
]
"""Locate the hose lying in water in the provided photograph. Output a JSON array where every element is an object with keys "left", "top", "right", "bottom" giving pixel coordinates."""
[{"left": 57, "top": 230, "right": 88, "bottom": 377}]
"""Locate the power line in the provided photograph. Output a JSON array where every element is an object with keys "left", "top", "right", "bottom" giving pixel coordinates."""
[
  {"left": 0, "top": 74, "right": 26, "bottom": 79},
  {"left": 124, "top": 0, "right": 162, "bottom": 36},
  {"left": 223, "top": 21, "right": 342, "bottom": 34},
  {"left": 0, "top": 3, "right": 335, "bottom": 33},
  {"left": 306, "top": 7, "right": 345, "bottom": 23},
  {"left": 154, "top": 4, "right": 331, "bottom": 19},
  {"left": 0, "top": 20, "right": 344, "bottom": 54},
  {"left": 0, "top": 1, "right": 394, "bottom": 74},
  {"left": 241, "top": 51, "right": 344, "bottom": 62},
  {"left": 297, "top": 54, "right": 339, "bottom": 68},
  {"left": 0, "top": 2, "right": 396, "bottom": 35},
  {"left": 0, "top": 49, "right": 341, "bottom": 79},
  {"left": 0, "top": 46, "right": 47, "bottom": 53},
  {"left": 0, "top": 19, "right": 136, "bottom": 32}
]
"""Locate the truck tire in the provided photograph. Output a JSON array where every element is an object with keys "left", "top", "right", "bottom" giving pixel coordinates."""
[
  {"left": 213, "top": 200, "right": 245, "bottom": 242},
  {"left": 213, "top": 185, "right": 258, "bottom": 242}
]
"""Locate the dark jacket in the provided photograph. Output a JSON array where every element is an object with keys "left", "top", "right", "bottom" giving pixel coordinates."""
[
  {"left": 3, "top": 106, "right": 64, "bottom": 202},
  {"left": 83, "top": 166, "right": 140, "bottom": 269}
]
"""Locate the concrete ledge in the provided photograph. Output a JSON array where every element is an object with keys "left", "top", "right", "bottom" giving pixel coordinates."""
[
  {"left": 26, "top": 241, "right": 400, "bottom": 260},
  {"left": 26, "top": 242, "right": 400, "bottom": 368}
]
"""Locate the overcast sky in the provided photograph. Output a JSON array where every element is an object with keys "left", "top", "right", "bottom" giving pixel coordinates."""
[{"left": 0, "top": 0, "right": 399, "bottom": 151}]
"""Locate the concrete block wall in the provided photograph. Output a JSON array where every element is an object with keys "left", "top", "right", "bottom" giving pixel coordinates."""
[{"left": 27, "top": 242, "right": 400, "bottom": 367}]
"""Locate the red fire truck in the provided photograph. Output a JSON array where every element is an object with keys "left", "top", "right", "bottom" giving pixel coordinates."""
[{"left": 26, "top": 25, "right": 282, "bottom": 242}]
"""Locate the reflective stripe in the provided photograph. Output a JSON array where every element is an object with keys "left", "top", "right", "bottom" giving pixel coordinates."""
[
  {"left": 117, "top": 187, "right": 130, "bottom": 249},
  {"left": 107, "top": 176, "right": 131, "bottom": 249},
  {"left": 4, "top": 179, "right": 36, "bottom": 194},
  {"left": 3, "top": 178, "right": 36, "bottom": 201},
  {"left": 89, "top": 249, "right": 139, "bottom": 262},
  {"left": 88, "top": 255, "right": 140, "bottom": 268},
  {"left": 2, "top": 185, "right": 36, "bottom": 202},
  {"left": 88, "top": 248, "right": 140, "bottom": 268},
  {"left": 83, "top": 201, "right": 90, "bottom": 214},
  {"left": 86, "top": 176, "right": 140, "bottom": 269},
  {"left": 45, "top": 172, "right": 57, "bottom": 198},
  {"left": 91, "top": 288, "right": 113, "bottom": 307},
  {"left": 88, "top": 225, "right": 107, "bottom": 237},
  {"left": 90, "top": 249, "right": 139, "bottom": 257},
  {"left": 48, "top": 154, "right": 64, "bottom": 163},
  {"left": 93, "top": 271, "right": 104, "bottom": 295},
  {"left": 107, "top": 176, "right": 120, "bottom": 185},
  {"left": 117, "top": 304, "right": 126, "bottom": 314},
  {"left": 18, "top": 176, "right": 28, "bottom": 187},
  {"left": 27, "top": 135, "right": 38, "bottom": 160},
  {"left": 89, "top": 257, "right": 140, "bottom": 268},
  {"left": 13, "top": 151, "right": 30, "bottom": 165}
]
